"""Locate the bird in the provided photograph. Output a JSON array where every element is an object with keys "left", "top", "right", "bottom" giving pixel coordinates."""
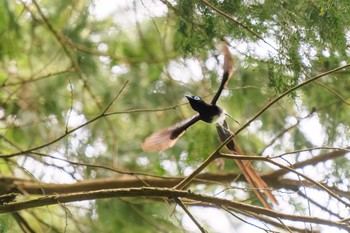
[
  {"left": 141, "top": 40, "right": 234, "bottom": 152},
  {"left": 141, "top": 40, "right": 278, "bottom": 208}
]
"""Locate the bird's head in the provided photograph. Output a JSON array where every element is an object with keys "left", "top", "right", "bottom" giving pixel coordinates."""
[{"left": 185, "top": 95, "right": 208, "bottom": 112}]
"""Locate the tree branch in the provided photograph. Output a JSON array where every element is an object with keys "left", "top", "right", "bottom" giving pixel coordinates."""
[
  {"left": 173, "top": 63, "right": 350, "bottom": 191},
  {"left": 266, "top": 148, "right": 350, "bottom": 179},
  {"left": 275, "top": 178, "right": 350, "bottom": 201},
  {"left": 1, "top": 187, "right": 349, "bottom": 231},
  {"left": 175, "top": 198, "right": 207, "bottom": 233}
]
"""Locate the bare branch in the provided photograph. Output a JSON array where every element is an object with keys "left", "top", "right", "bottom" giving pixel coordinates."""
[
  {"left": 1, "top": 187, "right": 349, "bottom": 231},
  {"left": 175, "top": 198, "right": 207, "bottom": 233},
  {"left": 276, "top": 178, "right": 350, "bottom": 201},
  {"left": 267, "top": 148, "right": 350, "bottom": 179},
  {"left": 173, "top": 63, "right": 350, "bottom": 192}
]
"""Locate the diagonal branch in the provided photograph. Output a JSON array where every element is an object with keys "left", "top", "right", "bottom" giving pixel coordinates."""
[
  {"left": 175, "top": 198, "right": 207, "bottom": 233},
  {"left": 259, "top": 110, "right": 315, "bottom": 155},
  {"left": 172, "top": 63, "right": 350, "bottom": 190}
]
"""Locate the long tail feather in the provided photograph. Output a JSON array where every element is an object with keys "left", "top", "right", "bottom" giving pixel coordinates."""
[
  {"left": 216, "top": 122, "right": 278, "bottom": 209},
  {"left": 235, "top": 159, "right": 272, "bottom": 209},
  {"left": 233, "top": 143, "right": 279, "bottom": 207}
]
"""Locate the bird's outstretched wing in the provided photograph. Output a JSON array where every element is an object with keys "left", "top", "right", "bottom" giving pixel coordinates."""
[
  {"left": 142, "top": 114, "right": 200, "bottom": 152},
  {"left": 211, "top": 40, "right": 234, "bottom": 105},
  {"left": 216, "top": 121, "right": 278, "bottom": 209}
]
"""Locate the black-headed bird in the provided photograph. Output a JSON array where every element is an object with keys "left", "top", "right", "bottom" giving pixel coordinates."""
[
  {"left": 142, "top": 40, "right": 234, "bottom": 152},
  {"left": 142, "top": 40, "right": 278, "bottom": 209}
]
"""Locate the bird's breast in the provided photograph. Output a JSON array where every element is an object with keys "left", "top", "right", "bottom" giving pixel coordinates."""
[
  {"left": 212, "top": 110, "right": 226, "bottom": 125},
  {"left": 199, "top": 105, "right": 225, "bottom": 124}
]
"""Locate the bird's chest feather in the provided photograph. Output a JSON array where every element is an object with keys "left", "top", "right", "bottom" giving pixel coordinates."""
[{"left": 199, "top": 105, "right": 225, "bottom": 124}]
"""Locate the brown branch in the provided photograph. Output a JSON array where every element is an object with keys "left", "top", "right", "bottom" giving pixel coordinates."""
[
  {"left": 174, "top": 63, "right": 350, "bottom": 191},
  {"left": 228, "top": 208, "right": 318, "bottom": 233},
  {"left": 189, "top": 201, "right": 315, "bottom": 232},
  {"left": 175, "top": 198, "right": 207, "bottom": 233},
  {"left": 3, "top": 176, "right": 180, "bottom": 195},
  {"left": 2, "top": 173, "right": 267, "bottom": 197},
  {"left": 266, "top": 148, "right": 349, "bottom": 179},
  {"left": 1, "top": 187, "right": 349, "bottom": 231},
  {"left": 275, "top": 178, "right": 350, "bottom": 201},
  {"left": 0, "top": 171, "right": 281, "bottom": 196},
  {"left": 221, "top": 207, "right": 275, "bottom": 232},
  {"left": 4, "top": 170, "right": 350, "bottom": 203}
]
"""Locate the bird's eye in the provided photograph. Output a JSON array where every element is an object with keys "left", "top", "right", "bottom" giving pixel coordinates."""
[{"left": 193, "top": 96, "right": 201, "bottom": 100}]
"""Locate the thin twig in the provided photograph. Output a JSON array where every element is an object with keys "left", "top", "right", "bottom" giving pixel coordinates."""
[
  {"left": 260, "top": 110, "right": 315, "bottom": 155},
  {"left": 28, "top": 151, "right": 166, "bottom": 181},
  {"left": 226, "top": 63, "right": 350, "bottom": 150},
  {"left": 219, "top": 153, "right": 350, "bottom": 207},
  {"left": 267, "top": 147, "right": 350, "bottom": 178},
  {"left": 0, "top": 80, "right": 129, "bottom": 158},
  {"left": 298, "top": 192, "right": 342, "bottom": 220},
  {"left": 225, "top": 206, "right": 314, "bottom": 233},
  {"left": 275, "top": 178, "right": 350, "bottom": 201},
  {"left": 175, "top": 198, "right": 207, "bottom": 233},
  {"left": 199, "top": 0, "right": 277, "bottom": 51},
  {"left": 221, "top": 206, "right": 272, "bottom": 232}
]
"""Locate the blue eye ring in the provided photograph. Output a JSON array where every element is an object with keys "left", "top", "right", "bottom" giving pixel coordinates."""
[{"left": 193, "top": 96, "right": 201, "bottom": 100}]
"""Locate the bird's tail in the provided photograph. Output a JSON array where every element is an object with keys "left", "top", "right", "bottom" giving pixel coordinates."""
[
  {"left": 232, "top": 142, "right": 279, "bottom": 209},
  {"left": 216, "top": 122, "right": 278, "bottom": 209}
]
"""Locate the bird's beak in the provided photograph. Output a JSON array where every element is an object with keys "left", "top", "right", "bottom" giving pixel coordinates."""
[{"left": 185, "top": 95, "right": 192, "bottom": 100}]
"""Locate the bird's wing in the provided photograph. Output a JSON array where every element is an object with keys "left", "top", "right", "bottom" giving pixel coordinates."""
[
  {"left": 211, "top": 40, "right": 234, "bottom": 105},
  {"left": 216, "top": 121, "right": 278, "bottom": 209},
  {"left": 142, "top": 114, "right": 200, "bottom": 152}
]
